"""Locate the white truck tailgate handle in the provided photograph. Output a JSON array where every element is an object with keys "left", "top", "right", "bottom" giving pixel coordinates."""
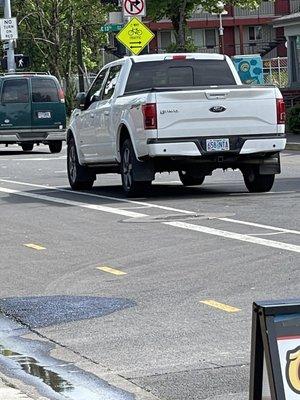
[{"left": 205, "top": 91, "right": 230, "bottom": 100}]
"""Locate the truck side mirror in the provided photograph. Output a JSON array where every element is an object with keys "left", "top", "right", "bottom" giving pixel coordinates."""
[{"left": 76, "top": 92, "right": 86, "bottom": 110}]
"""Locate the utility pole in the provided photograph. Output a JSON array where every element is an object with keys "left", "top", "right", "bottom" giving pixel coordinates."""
[
  {"left": 76, "top": 29, "right": 85, "bottom": 92},
  {"left": 219, "top": 12, "right": 224, "bottom": 55},
  {"left": 4, "top": 0, "right": 16, "bottom": 72}
]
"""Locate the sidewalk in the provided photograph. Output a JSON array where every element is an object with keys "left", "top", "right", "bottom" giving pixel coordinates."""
[
  {"left": 0, "top": 378, "right": 37, "bottom": 400},
  {"left": 286, "top": 132, "right": 300, "bottom": 150}
]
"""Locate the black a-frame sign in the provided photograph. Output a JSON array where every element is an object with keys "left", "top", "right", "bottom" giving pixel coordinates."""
[{"left": 250, "top": 300, "right": 300, "bottom": 400}]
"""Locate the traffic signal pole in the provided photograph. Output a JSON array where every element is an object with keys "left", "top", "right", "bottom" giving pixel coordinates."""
[{"left": 4, "top": 0, "right": 16, "bottom": 72}]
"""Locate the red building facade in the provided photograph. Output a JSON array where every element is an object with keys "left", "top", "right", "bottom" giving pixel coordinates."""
[{"left": 146, "top": 0, "right": 295, "bottom": 58}]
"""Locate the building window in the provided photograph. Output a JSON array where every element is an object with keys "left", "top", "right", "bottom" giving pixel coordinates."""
[
  {"left": 191, "top": 29, "right": 217, "bottom": 48},
  {"left": 205, "top": 29, "right": 217, "bottom": 47},
  {"left": 191, "top": 29, "right": 205, "bottom": 48},
  {"left": 159, "top": 31, "right": 175, "bottom": 51},
  {"left": 249, "top": 26, "right": 262, "bottom": 41}
]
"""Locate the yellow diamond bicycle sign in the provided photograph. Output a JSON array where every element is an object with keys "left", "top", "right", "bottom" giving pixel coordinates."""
[{"left": 116, "top": 17, "right": 154, "bottom": 55}]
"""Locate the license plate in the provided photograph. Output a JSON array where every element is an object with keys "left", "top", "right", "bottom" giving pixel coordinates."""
[
  {"left": 206, "top": 138, "right": 230, "bottom": 152},
  {"left": 38, "top": 111, "right": 51, "bottom": 119}
]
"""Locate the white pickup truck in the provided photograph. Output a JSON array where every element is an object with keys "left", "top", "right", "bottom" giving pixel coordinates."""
[{"left": 67, "top": 53, "right": 286, "bottom": 196}]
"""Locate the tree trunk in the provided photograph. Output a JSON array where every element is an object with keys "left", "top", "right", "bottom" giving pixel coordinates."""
[{"left": 177, "top": 0, "right": 187, "bottom": 51}]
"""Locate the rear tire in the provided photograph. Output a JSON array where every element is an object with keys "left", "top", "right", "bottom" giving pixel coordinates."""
[
  {"left": 67, "top": 137, "right": 95, "bottom": 190},
  {"left": 242, "top": 167, "right": 275, "bottom": 193},
  {"left": 179, "top": 170, "right": 205, "bottom": 186},
  {"left": 49, "top": 141, "right": 62, "bottom": 154},
  {"left": 121, "top": 138, "right": 151, "bottom": 197},
  {"left": 21, "top": 143, "right": 34, "bottom": 152}
]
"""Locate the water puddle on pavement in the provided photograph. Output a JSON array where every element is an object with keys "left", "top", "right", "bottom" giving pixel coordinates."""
[
  {"left": 0, "top": 315, "right": 133, "bottom": 400},
  {"left": 0, "top": 345, "right": 73, "bottom": 394}
]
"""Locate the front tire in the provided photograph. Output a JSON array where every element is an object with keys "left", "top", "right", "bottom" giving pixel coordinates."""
[
  {"left": 243, "top": 168, "right": 275, "bottom": 193},
  {"left": 67, "top": 137, "right": 95, "bottom": 190},
  {"left": 121, "top": 138, "right": 151, "bottom": 197},
  {"left": 49, "top": 141, "right": 62, "bottom": 154},
  {"left": 21, "top": 143, "right": 34, "bottom": 152},
  {"left": 179, "top": 170, "right": 205, "bottom": 186}
]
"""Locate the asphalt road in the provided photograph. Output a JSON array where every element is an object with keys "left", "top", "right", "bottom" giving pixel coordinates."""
[{"left": 0, "top": 144, "right": 299, "bottom": 400}]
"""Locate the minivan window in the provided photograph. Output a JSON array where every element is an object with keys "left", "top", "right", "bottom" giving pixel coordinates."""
[
  {"left": 125, "top": 60, "right": 236, "bottom": 93},
  {"left": 2, "top": 79, "right": 29, "bottom": 103},
  {"left": 32, "top": 78, "right": 59, "bottom": 102}
]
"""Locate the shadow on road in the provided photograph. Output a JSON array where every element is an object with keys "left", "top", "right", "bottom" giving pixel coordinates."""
[{"left": 0, "top": 177, "right": 298, "bottom": 208}]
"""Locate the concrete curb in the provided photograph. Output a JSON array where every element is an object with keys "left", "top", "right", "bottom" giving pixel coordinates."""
[
  {"left": 286, "top": 142, "right": 300, "bottom": 151},
  {"left": 0, "top": 374, "right": 48, "bottom": 400},
  {"left": 0, "top": 379, "right": 33, "bottom": 400}
]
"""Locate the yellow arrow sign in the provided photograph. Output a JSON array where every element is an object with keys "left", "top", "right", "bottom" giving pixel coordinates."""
[{"left": 116, "top": 17, "right": 155, "bottom": 55}]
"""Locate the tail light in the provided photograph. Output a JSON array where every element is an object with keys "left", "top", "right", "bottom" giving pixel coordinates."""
[
  {"left": 58, "top": 88, "right": 65, "bottom": 103},
  {"left": 276, "top": 98, "right": 285, "bottom": 124},
  {"left": 142, "top": 103, "right": 157, "bottom": 129}
]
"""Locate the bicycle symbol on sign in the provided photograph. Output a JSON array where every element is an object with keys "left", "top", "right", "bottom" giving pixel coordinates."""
[{"left": 128, "top": 28, "right": 142, "bottom": 36}]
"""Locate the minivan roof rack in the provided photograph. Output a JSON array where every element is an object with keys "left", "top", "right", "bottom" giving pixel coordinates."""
[{"left": 0, "top": 71, "right": 51, "bottom": 76}]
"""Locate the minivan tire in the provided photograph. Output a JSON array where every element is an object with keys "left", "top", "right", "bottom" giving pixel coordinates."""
[
  {"left": 242, "top": 167, "right": 275, "bottom": 193},
  {"left": 21, "top": 143, "right": 34, "bottom": 152},
  {"left": 121, "top": 138, "right": 151, "bottom": 197},
  {"left": 179, "top": 170, "right": 205, "bottom": 186},
  {"left": 67, "top": 137, "right": 95, "bottom": 190},
  {"left": 49, "top": 141, "right": 62, "bottom": 154}
]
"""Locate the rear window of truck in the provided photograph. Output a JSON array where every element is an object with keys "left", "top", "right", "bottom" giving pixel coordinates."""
[{"left": 125, "top": 59, "right": 236, "bottom": 93}]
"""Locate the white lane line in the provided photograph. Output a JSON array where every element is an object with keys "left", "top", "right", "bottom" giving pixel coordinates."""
[
  {"left": 229, "top": 191, "right": 295, "bottom": 196},
  {"left": 0, "top": 179, "right": 195, "bottom": 215},
  {"left": 0, "top": 183, "right": 300, "bottom": 254},
  {"left": 219, "top": 218, "right": 300, "bottom": 236},
  {"left": 164, "top": 221, "right": 300, "bottom": 254},
  {"left": 0, "top": 186, "right": 146, "bottom": 219},
  {"left": 0, "top": 157, "right": 66, "bottom": 161},
  {"left": 0, "top": 179, "right": 299, "bottom": 238}
]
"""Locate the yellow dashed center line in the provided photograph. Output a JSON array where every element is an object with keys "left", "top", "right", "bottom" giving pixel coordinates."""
[
  {"left": 97, "top": 266, "right": 127, "bottom": 276},
  {"left": 200, "top": 300, "right": 241, "bottom": 313},
  {"left": 24, "top": 243, "right": 46, "bottom": 251}
]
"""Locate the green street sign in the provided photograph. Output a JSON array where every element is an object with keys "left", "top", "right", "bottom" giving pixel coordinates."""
[{"left": 100, "top": 24, "right": 123, "bottom": 33}]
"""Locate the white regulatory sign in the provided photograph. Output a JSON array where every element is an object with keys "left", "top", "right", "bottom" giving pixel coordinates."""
[
  {"left": 0, "top": 18, "right": 18, "bottom": 41},
  {"left": 123, "top": 0, "right": 146, "bottom": 17}
]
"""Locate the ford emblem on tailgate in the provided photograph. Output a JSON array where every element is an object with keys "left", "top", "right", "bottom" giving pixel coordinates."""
[{"left": 209, "top": 106, "right": 226, "bottom": 113}]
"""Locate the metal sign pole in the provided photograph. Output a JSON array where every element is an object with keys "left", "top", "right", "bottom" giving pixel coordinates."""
[{"left": 4, "top": 0, "right": 15, "bottom": 72}]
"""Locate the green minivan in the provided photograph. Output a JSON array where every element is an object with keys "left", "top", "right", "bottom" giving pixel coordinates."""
[{"left": 0, "top": 73, "right": 66, "bottom": 153}]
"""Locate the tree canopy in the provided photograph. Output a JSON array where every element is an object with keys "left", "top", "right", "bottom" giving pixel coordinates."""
[
  {"left": 10, "top": 0, "right": 112, "bottom": 110},
  {"left": 147, "top": 0, "right": 269, "bottom": 50}
]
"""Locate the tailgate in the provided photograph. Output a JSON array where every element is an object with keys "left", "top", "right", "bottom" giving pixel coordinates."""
[{"left": 155, "top": 87, "right": 278, "bottom": 139}]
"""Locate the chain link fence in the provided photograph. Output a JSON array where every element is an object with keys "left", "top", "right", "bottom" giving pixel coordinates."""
[{"left": 263, "top": 57, "right": 288, "bottom": 88}]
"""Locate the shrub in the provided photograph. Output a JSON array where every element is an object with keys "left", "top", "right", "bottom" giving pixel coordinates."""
[{"left": 287, "top": 105, "right": 300, "bottom": 133}]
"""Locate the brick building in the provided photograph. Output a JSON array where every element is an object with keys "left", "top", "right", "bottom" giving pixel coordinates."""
[{"left": 145, "top": 0, "right": 298, "bottom": 58}]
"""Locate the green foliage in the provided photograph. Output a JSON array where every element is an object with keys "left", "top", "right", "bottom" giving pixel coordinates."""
[
  {"left": 287, "top": 106, "right": 300, "bottom": 133},
  {"left": 147, "top": 0, "right": 270, "bottom": 51},
  {"left": 166, "top": 37, "right": 197, "bottom": 53},
  {"left": 9, "top": 0, "right": 110, "bottom": 113}
]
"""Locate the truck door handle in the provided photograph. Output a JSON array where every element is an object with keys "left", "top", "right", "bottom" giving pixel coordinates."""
[
  {"left": 90, "top": 113, "right": 94, "bottom": 118},
  {"left": 104, "top": 111, "right": 110, "bottom": 116}
]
